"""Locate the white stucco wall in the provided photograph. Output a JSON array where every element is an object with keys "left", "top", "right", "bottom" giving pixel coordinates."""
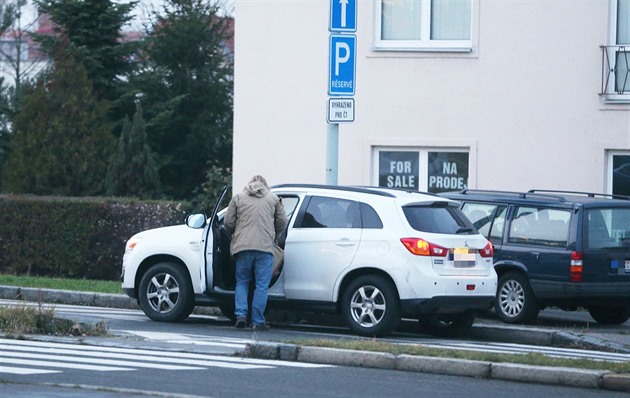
[{"left": 233, "top": 0, "right": 630, "bottom": 193}]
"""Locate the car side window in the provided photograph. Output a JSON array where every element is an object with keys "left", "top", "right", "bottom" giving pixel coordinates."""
[
  {"left": 460, "top": 202, "right": 507, "bottom": 242},
  {"left": 299, "top": 196, "right": 360, "bottom": 229},
  {"left": 360, "top": 202, "right": 383, "bottom": 229},
  {"left": 489, "top": 206, "right": 507, "bottom": 242},
  {"left": 278, "top": 195, "right": 300, "bottom": 220},
  {"left": 461, "top": 203, "right": 497, "bottom": 237},
  {"left": 508, "top": 206, "right": 570, "bottom": 247}
]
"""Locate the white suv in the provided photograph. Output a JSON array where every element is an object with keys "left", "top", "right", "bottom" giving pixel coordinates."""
[{"left": 121, "top": 184, "right": 497, "bottom": 337}]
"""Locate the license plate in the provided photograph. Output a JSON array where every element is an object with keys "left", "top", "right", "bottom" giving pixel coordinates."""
[
  {"left": 453, "top": 248, "right": 476, "bottom": 268},
  {"left": 625, "top": 260, "right": 630, "bottom": 273}
]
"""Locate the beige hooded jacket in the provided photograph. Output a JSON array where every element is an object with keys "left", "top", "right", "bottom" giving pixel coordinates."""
[{"left": 224, "top": 176, "right": 288, "bottom": 256}]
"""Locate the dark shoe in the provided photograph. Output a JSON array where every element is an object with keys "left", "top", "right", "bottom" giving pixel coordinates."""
[
  {"left": 252, "top": 323, "right": 270, "bottom": 331},
  {"left": 235, "top": 317, "right": 247, "bottom": 329}
]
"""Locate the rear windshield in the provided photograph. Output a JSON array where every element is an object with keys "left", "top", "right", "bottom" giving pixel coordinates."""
[
  {"left": 403, "top": 203, "right": 476, "bottom": 234},
  {"left": 586, "top": 208, "right": 630, "bottom": 249}
]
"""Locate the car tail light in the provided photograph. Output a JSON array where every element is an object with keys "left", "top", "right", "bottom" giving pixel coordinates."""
[
  {"left": 478, "top": 242, "right": 494, "bottom": 258},
  {"left": 570, "top": 251, "right": 583, "bottom": 282},
  {"left": 401, "top": 238, "right": 448, "bottom": 257}
]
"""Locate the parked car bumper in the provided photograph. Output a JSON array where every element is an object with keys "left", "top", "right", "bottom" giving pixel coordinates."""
[
  {"left": 400, "top": 295, "right": 495, "bottom": 317},
  {"left": 532, "top": 281, "right": 630, "bottom": 305}
]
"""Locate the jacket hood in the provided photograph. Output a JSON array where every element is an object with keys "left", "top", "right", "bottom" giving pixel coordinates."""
[{"left": 244, "top": 180, "right": 270, "bottom": 197}]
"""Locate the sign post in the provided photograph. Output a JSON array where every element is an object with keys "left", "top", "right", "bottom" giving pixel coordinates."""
[{"left": 326, "top": 0, "right": 357, "bottom": 185}]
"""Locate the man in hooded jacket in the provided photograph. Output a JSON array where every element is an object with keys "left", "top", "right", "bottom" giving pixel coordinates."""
[{"left": 224, "top": 175, "right": 288, "bottom": 330}]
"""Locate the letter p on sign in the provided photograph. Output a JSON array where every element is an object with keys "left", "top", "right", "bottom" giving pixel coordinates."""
[{"left": 335, "top": 42, "right": 350, "bottom": 75}]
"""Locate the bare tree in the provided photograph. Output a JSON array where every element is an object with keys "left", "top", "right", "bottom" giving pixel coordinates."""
[{"left": 0, "top": 0, "right": 49, "bottom": 94}]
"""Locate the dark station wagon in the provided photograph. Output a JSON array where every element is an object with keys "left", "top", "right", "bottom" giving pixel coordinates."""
[{"left": 441, "top": 189, "right": 630, "bottom": 325}]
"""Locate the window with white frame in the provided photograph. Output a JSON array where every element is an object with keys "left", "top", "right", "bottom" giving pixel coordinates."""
[
  {"left": 608, "top": 152, "right": 630, "bottom": 197},
  {"left": 375, "top": 148, "right": 469, "bottom": 193},
  {"left": 374, "top": 0, "right": 473, "bottom": 52},
  {"left": 603, "top": 0, "right": 630, "bottom": 98},
  {"left": 615, "top": 0, "right": 630, "bottom": 93}
]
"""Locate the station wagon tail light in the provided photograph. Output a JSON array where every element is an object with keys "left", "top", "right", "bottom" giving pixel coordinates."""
[
  {"left": 401, "top": 238, "right": 448, "bottom": 257},
  {"left": 570, "top": 251, "right": 583, "bottom": 282},
  {"left": 479, "top": 242, "right": 494, "bottom": 258}
]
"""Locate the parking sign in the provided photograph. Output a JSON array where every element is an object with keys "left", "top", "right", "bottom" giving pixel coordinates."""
[{"left": 329, "top": 34, "right": 356, "bottom": 96}]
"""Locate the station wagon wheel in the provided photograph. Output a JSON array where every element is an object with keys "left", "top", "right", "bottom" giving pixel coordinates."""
[
  {"left": 495, "top": 271, "right": 540, "bottom": 324},
  {"left": 138, "top": 262, "right": 194, "bottom": 322},
  {"left": 341, "top": 275, "right": 400, "bottom": 337}
]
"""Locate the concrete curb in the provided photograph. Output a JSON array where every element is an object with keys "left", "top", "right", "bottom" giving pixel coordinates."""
[
  {"left": 245, "top": 342, "right": 630, "bottom": 392},
  {"left": 0, "top": 286, "right": 140, "bottom": 310}
]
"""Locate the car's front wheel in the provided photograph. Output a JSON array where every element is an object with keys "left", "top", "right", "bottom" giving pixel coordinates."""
[
  {"left": 341, "top": 275, "right": 400, "bottom": 337},
  {"left": 138, "top": 262, "right": 194, "bottom": 322},
  {"left": 588, "top": 306, "right": 630, "bottom": 325},
  {"left": 495, "top": 272, "right": 540, "bottom": 324},
  {"left": 418, "top": 310, "right": 476, "bottom": 337}
]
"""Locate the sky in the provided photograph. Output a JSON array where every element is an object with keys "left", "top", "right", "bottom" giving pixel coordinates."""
[{"left": 16, "top": 0, "right": 234, "bottom": 32}]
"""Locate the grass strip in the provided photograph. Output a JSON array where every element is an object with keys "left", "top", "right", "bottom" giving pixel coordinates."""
[
  {"left": 0, "top": 275, "right": 121, "bottom": 294},
  {"left": 288, "top": 338, "right": 630, "bottom": 373}
]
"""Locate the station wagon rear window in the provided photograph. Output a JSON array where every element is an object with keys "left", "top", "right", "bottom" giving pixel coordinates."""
[{"left": 586, "top": 208, "right": 630, "bottom": 249}]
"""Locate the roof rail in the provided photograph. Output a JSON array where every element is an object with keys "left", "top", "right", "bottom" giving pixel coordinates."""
[
  {"left": 452, "top": 189, "right": 567, "bottom": 202},
  {"left": 355, "top": 185, "right": 442, "bottom": 199},
  {"left": 272, "top": 184, "right": 396, "bottom": 198},
  {"left": 528, "top": 189, "right": 630, "bottom": 201}
]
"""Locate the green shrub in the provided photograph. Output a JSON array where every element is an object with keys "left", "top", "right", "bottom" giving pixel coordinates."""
[{"left": 0, "top": 194, "right": 191, "bottom": 280}]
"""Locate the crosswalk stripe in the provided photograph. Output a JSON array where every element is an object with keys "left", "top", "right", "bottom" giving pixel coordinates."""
[
  {"left": 0, "top": 344, "right": 270, "bottom": 370},
  {"left": 0, "top": 338, "right": 333, "bottom": 368},
  {"left": 0, "top": 351, "right": 207, "bottom": 371},
  {"left": 0, "top": 357, "right": 134, "bottom": 371},
  {"left": 0, "top": 365, "right": 61, "bottom": 375}
]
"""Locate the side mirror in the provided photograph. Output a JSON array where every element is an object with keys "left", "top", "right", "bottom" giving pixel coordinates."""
[{"left": 185, "top": 213, "right": 207, "bottom": 229}]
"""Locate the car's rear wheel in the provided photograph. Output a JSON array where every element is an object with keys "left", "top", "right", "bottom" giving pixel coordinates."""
[
  {"left": 418, "top": 310, "right": 476, "bottom": 337},
  {"left": 138, "top": 262, "right": 194, "bottom": 322},
  {"left": 495, "top": 272, "right": 540, "bottom": 324},
  {"left": 588, "top": 306, "right": 630, "bottom": 324},
  {"left": 341, "top": 275, "right": 400, "bottom": 337}
]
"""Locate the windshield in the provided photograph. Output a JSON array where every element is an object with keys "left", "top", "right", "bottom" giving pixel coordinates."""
[
  {"left": 586, "top": 208, "right": 630, "bottom": 249},
  {"left": 403, "top": 203, "right": 477, "bottom": 234}
]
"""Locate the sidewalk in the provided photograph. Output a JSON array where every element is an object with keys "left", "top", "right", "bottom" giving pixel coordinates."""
[{"left": 1, "top": 285, "right": 629, "bottom": 392}]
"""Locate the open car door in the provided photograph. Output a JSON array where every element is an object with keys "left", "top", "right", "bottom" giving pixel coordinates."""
[{"left": 201, "top": 186, "right": 229, "bottom": 293}]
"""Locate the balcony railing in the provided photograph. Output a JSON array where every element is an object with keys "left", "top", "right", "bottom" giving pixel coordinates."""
[{"left": 601, "top": 45, "right": 630, "bottom": 98}]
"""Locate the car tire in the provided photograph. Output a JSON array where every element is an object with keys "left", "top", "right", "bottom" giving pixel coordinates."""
[
  {"left": 588, "top": 306, "right": 630, "bottom": 325},
  {"left": 138, "top": 262, "right": 194, "bottom": 322},
  {"left": 341, "top": 275, "right": 400, "bottom": 337},
  {"left": 495, "top": 272, "right": 540, "bottom": 324},
  {"left": 418, "top": 310, "right": 476, "bottom": 337}
]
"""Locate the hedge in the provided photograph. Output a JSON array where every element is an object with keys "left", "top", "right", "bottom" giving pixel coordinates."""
[{"left": 0, "top": 194, "right": 192, "bottom": 280}]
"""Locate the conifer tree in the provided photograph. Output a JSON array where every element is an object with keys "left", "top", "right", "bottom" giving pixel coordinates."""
[
  {"left": 1, "top": 36, "right": 114, "bottom": 196},
  {"left": 106, "top": 102, "right": 161, "bottom": 199}
]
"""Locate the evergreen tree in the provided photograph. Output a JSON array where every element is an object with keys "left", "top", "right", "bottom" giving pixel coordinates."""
[
  {"left": 1, "top": 36, "right": 114, "bottom": 196},
  {"left": 33, "top": 0, "right": 138, "bottom": 102},
  {"left": 106, "top": 102, "right": 161, "bottom": 199},
  {"left": 124, "top": 0, "right": 233, "bottom": 200}
]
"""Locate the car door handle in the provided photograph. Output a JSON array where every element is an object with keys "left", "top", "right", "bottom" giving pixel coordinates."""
[
  {"left": 531, "top": 251, "right": 540, "bottom": 260},
  {"left": 336, "top": 239, "right": 356, "bottom": 247}
]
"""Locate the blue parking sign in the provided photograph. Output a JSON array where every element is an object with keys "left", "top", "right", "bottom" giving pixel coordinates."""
[
  {"left": 329, "top": 34, "right": 356, "bottom": 96},
  {"left": 330, "top": 0, "right": 356, "bottom": 32}
]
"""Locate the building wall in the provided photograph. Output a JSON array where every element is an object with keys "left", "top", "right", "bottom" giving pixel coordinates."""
[{"left": 233, "top": 0, "right": 630, "bottom": 193}]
